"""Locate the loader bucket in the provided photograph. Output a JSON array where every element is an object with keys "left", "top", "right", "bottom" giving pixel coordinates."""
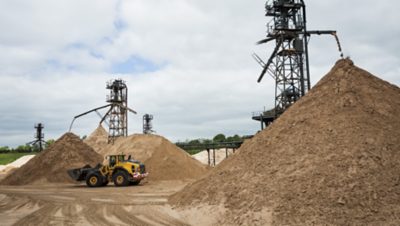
[{"left": 67, "top": 165, "right": 92, "bottom": 181}]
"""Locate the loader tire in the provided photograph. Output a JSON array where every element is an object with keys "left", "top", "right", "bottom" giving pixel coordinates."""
[
  {"left": 130, "top": 181, "right": 140, "bottom": 186},
  {"left": 113, "top": 171, "right": 129, "bottom": 187},
  {"left": 102, "top": 179, "right": 109, "bottom": 186},
  {"left": 86, "top": 172, "right": 102, "bottom": 187}
]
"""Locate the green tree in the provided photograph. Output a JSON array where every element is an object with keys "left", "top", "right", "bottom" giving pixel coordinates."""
[
  {"left": 45, "top": 139, "right": 55, "bottom": 149},
  {"left": 201, "top": 139, "right": 212, "bottom": 144},
  {"left": 14, "top": 145, "right": 32, "bottom": 152},
  {"left": 226, "top": 134, "right": 241, "bottom": 142},
  {"left": 213, "top": 134, "right": 226, "bottom": 143},
  {"left": 0, "top": 146, "right": 10, "bottom": 153},
  {"left": 188, "top": 139, "right": 201, "bottom": 145},
  {"left": 31, "top": 143, "right": 41, "bottom": 152},
  {"left": 233, "top": 134, "right": 242, "bottom": 142}
]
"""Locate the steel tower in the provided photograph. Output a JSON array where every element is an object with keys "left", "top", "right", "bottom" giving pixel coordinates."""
[
  {"left": 28, "top": 123, "right": 45, "bottom": 151},
  {"left": 143, "top": 114, "right": 154, "bottom": 134},
  {"left": 105, "top": 79, "right": 129, "bottom": 142},
  {"left": 253, "top": 0, "right": 342, "bottom": 129},
  {"left": 69, "top": 79, "right": 137, "bottom": 143}
]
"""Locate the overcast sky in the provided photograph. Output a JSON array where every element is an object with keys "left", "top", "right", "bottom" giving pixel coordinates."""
[{"left": 0, "top": 0, "right": 399, "bottom": 147}]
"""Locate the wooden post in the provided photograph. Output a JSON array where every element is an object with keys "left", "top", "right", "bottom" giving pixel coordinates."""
[
  {"left": 225, "top": 147, "right": 228, "bottom": 158},
  {"left": 213, "top": 148, "right": 216, "bottom": 166},
  {"left": 260, "top": 113, "right": 264, "bottom": 130},
  {"left": 207, "top": 149, "right": 210, "bottom": 166}
]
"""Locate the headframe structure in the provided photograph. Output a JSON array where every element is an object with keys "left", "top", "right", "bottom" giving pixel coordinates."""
[
  {"left": 143, "top": 114, "right": 154, "bottom": 134},
  {"left": 69, "top": 79, "right": 137, "bottom": 143},
  {"left": 252, "top": 0, "right": 343, "bottom": 129},
  {"left": 28, "top": 123, "right": 45, "bottom": 151}
]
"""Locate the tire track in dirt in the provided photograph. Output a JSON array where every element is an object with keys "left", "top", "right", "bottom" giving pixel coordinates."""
[
  {"left": 0, "top": 194, "right": 41, "bottom": 225},
  {"left": 106, "top": 206, "right": 151, "bottom": 226},
  {"left": 14, "top": 203, "right": 80, "bottom": 226},
  {"left": 0, "top": 182, "right": 191, "bottom": 226},
  {"left": 80, "top": 204, "right": 111, "bottom": 226}
]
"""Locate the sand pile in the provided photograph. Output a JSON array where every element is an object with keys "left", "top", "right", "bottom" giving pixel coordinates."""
[
  {"left": 5, "top": 155, "right": 36, "bottom": 168},
  {"left": 192, "top": 149, "right": 234, "bottom": 165},
  {"left": 86, "top": 132, "right": 208, "bottom": 181},
  {"left": 84, "top": 124, "right": 108, "bottom": 150},
  {"left": 170, "top": 59, "right": 400, "bottom": 225},
  {"left": 1, "top": 133, "right": 103, "bottom": 185}
]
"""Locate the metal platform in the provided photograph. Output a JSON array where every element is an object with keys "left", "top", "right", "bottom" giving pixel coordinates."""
[{"left": 176, "top": 141, "right": 248, "bottom": 166}]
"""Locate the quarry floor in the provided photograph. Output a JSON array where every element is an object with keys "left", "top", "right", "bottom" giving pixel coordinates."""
[{"left": 0, "top": 180, "right": 214, "bottom": 226}]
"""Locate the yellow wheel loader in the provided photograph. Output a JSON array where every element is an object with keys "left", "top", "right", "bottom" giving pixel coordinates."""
[{"left": 67, "top": 154, "right": 148, "bottom": 187}]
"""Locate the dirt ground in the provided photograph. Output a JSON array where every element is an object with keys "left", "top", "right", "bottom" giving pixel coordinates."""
[{"left": 0, "top": 180, "right": 221, "bottom": 226}]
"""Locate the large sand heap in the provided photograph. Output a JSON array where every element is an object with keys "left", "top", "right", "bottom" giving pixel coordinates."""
[
  {"left": 1, "top": 133, "right": 103, "bottom": 185},
  {"left": 85, "top": 128, "right": 208, "bottom": 181},
  {"left": 84, "top": 124, "right": 108, "bottom": 150},
  {"left": 170, "top": 59, "right": 400, "bottom": 225}
]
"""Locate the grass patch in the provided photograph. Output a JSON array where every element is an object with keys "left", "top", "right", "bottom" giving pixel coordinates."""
[
  {"left": 185, "top": 149, "right": 203, "bottom": 155},
  {"left": 0, "top": 153, "right": 36, "bottom": 165}
]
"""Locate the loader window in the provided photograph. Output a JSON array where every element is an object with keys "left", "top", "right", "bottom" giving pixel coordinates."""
[{"left": 109, "top": 156, "right": 116, "bottom": 167}]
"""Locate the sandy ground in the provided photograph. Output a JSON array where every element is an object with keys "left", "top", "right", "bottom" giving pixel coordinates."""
[{"left": 0, "top": 180, "right": 221, "bottom": 226}]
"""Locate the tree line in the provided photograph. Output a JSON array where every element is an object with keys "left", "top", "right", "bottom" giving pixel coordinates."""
[
  {"left": 180, "top": 133, "right": 249, "bottom": 146},
  {"left": 0, "top": 139, "right": 55, "bottom": 153}
]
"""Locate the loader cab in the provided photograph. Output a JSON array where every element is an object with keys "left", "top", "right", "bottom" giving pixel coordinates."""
[
  {"left": 107, "top": 154, "right": 127, "bottom": 167},
  {"left": 117, "top": 155, "right": 125, "bottom": 162}
]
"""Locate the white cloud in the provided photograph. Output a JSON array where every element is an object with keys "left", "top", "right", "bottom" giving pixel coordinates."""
[{"left": 0, "top": 0, "right": 117, "bottom": 46}]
